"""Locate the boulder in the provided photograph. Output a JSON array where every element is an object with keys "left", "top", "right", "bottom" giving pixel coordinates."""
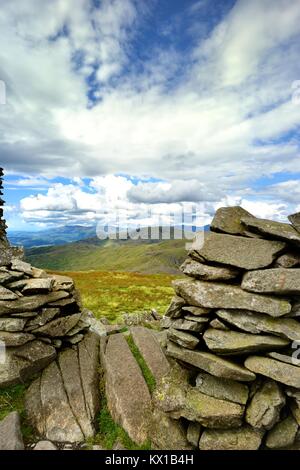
[
  {"left": 245, "top": 356, "right": 300, "bottom": 388},
  {"left": 150, "top": 409, "right": 192, "bottom": 450},
  {"left": 195, "top": 372, "right": 249, "bottom": 405},
  {"left": 0, "top": 286, "right": 18, "bottom": 300},
  {"left": 195, "top": 232, "right": 285, "bottom": 269},
  {"left": 104, "top": 333, "right": 152, "bottom": 445},
  {"left": 0, "top": 290, "right": 69, "bottom": 316},
  {"left": 203, "top": 328, "right": 289, "bottom": 355},
  {"left": 130, "top": 326, "right": 170, "bottom": 382},
  {"left": 0, "top": 340, "right": 56, "bottom": 388},
  {"left": 266, "top": 415, "right": 298, "bottom": 449},
  {"left": 33, "top": 313, "right": 81, "bottom": 337},
  {"left": 199, "top": 426, "right": 262, "bottom": 450},
  {"left": 166, "top": 342, "right": 255, "bottom": 382},
  {"left": 173, "top": 279, "right": 291, "bottom": 317},
  {"left": 242, "top": 268, "right": 300, "bottom": 295},
  {"left": 0, "top": 317, "right": 26, "bottom": 332},
  {"left": 179, "top": 259, "right": 239, "bottom": 281},
  {"left": 22, "top": 278, "right": 54, "bottom": 295},
  {"left": 168, "top": 328, "right": 200, "bottom": 350},
  {"left": 210, "top": 206, "right": 255, "bottom": 236},
  {"left": 216, "top": 309, "right": 300, "bottom": 341},
  {"left": 241, "top": 216, "right": 300, "bottom": 247},
  {"left": 0, "top": 412, "right": 24, "bottom": 450},
  {"left": 245, "top": 380, "right": 285, "bottom": 430}
]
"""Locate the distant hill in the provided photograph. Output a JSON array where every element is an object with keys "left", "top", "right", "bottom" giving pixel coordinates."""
[{"left": 25, "top": 236, "right": 189, "bottom": 274}]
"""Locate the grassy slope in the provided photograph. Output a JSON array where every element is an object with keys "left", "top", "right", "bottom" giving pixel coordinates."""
[
  {"left": 58, "top": 270, "right": 180, "bottom": 323},
  {"left": 26, "top": 238, "right": 187, "bottom": 274}
]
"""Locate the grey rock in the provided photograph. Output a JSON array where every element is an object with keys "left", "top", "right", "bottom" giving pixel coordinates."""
[
  {"left": 216, "top": 308, "right": 300, "bottom": 341},
  {"left": 0, "top": 290, "right": 69, "bottom": 316},
  {"left": 22, "top": 278, "right": 54, "bottom": 295},
  {"left": 104, "top": 333, "right": 151, "bottom": 445},
  {"left": 184, "top": 315, "right": 210, "bottom": 323},
  {"left": 179, "top": 258, "right": 239, "bottom": 281},
  {"left": 275, "top": 252, "right": 300, "bottom": 268},
  {"left": 0, "top": 242, "right": 12, "bottom": 267},
  {"left": 10, "top": 258, "right": 33, "bottom": 275},
  {"left": 196, "top": 232, "right": 285, "bottom": 269},
  {"left": 210, "top": 206, "right": 255, "bottom": 236},
  {"left": 65, "top": 333, "right": 84, "bottom": 344},
  {"left": 288, "top": 212, "right": 300, "bottom": 233},
  {"left": 209, "top": 318, "right": 229, "bottom": 330},
  {"left": 0, "top": 270, "right": 24, "bottom": 285},
  {"left": 168, "top": 317, "right": 207, "bottom": 332},
  {"left": 0, "top": 340, "right": 56, "bottom": 388},
  {"left": 33, "top": 312, "right": 81, "bottom": 337},
  {"left": 81, "top": 308, "right": 107, "bottom": 337},
  {"left": 0, "top": 412, "right": 24, "bottom": 450},
  {"left": 195, "top": 372, "right": 249, "bottom": 405},
  {"left": 34, "top": 440, "right": 57, "bottom": 450},
  {"left": 199, "top": 426, "right": 262, "bottom": 450},
  {"left": 267, "top": 351, "right": 300, "bottom": 367},
  {"left": 242, "top": 268, "right": 300, "bottom": 295},
  {"left": 246, "top": 380, "right": 285, "bottom": 431},
  {"left": 186, "top": 422, "right": 202, "bottom": 447},
  {"left": 0, "top": 331, "right": 34, "bottom": 346},
  {"left": 166, "top": 341, "right": 256, "bottom": 382},
  {"left": 12, "top": 311, "right": 38, "bottom": 318},
  {"left": 245, "top": 356, "right": 300, "bottom": 388},
  {"left": 266, "top": 415, "right": 298, "bottom": 449},
  {"left": 165, "top": 296, "right": 185, "bottom": 319},
  {"left": 130, "top": 326, "right": 170, "bottom": 382},
  {"left": 0, "top": 286, "right": 18, "bottom": 300},
  {"left": 168, "top": 328, "right": 200, "bottom": 350},
  {"left": 242, "top": 215, "right": 300, "bottom": 246},
  {"left": 51, "top": 274, "right": 74, "bottom": 292},
  {"left": 26, "top": 308, "right": 60, "bottom": 330},
  {"left": 182, "top": 306, "right": 211, "bottom": 316},
  {"left": 150, "top": 408, "right": 192, "bottom": 450},
  {"left": 173, "top": 279, "right": 291, "bottom": 317},
  {"left": 0, "top": 317, "right": 26, "bottom": 332},
  {"left": 203, "top": 328, "right": 289, "bottom": 355}
]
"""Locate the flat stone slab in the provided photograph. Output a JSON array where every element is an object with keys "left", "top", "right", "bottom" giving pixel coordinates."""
[
  {"left": 182, "top": 306, "right": 211, "bottom": 316},
  {"left": 199, "top": 426, "right": 262, "bottom": 450},
  {"left": 26, "top": 308, "right": 60, "bottom": 330},
  {"left": 33, "top": 312, "right": 81, "bottom": 337},
  {"left": 165, "top": 296, "right": 186, "bottom": 319},
  {"left": 0, "top": 412, "right": 24, "bottom": 450},
  {"left": 0, "top": 286, "right": 18, "bottom": 300},
  {"left": 167, "top": 317, "right": 207, "bottom": 332},
  {"left": 166, "top": 341, "right": 256, "bottom": 382},
  {"left": 210, "top": 206, "right": 255, "bottom": 236},
  {"left": 0, "top": 331, "right": 34, "bottom": 346},
  {"left": 246, "top": 380, "right": 285, "bottom": 430},
  {"left": 130, "top": 326, "right": 170, "bottom": 382},
  {"left": 245, "top": 356, "right": 300, "bottom": 388},
  {"left": 0, "top": 290, "right": 69, "bottom": 316},
  {"left": 22, "top": 278, "right": 54, "bottom": 295},
  {"left": 167, "top": 328, "right": 200, "bottom": 350},
  {"left": 10, "top": 258, "right": 33, "bottom": 275},
  {"left": 242, "top": 268, "right": 300, "bottom": 295},
  {"left": 179, "top": 258, "right": 239, "bottom": 281},
  {"left": 0, "top": 317, "right": 26, "bottom": 332},
  {"left": 104, "top": 333, "right": 152, "bottom": 445},
  {"left": 242, "top": 215, "right": 300, "bottom": 246},
  {"left": 195, "top": 372, "right": 249, "bottom": 405},
  {"left": 0, "top": 340, "right": 56, "bottom": 388},
  {"left": 195, "top": 232, "right": 285, "bottom": 269},
  {"left": 203, "top": 328, "right": 289, "bottom": 355},
  {"left": 216, "top": 309, "right": 300, "bottom": 341},
  {"left": 173, "top": 279, "right": 291, "bottom": 317},
  {"left": 25, "top": 332, "right": 100, "bottom": 443}
]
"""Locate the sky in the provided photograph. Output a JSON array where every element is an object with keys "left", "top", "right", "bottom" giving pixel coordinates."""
[{"left": 0, "top": 0, "right": 300, "bottom": 231}]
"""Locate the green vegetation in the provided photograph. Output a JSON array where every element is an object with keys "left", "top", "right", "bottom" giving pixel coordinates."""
[
  {"left": 0, "top": 383, "right": 34, "bottom": 442},
  {"left": 26, "top": 237, "right": 187, "bottom": 274},
  {"left": 126, "top": 335, "right": 156, "bottom": 394},
  {"left": 55, "top": 270, "right": 181, "bottom": 323}
]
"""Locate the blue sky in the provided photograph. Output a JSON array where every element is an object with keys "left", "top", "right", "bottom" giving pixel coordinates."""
[{"left": 0, "top": 0, "right": 300, "bottom": 231}]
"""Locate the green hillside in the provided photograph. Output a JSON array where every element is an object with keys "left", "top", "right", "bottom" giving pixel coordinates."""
[{"left": 25, "top": 237, "right": 188, "bottom": 274}]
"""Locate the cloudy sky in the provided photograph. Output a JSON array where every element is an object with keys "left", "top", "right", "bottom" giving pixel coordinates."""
[{"left": 1, "top": 0, "right": 300, "bottom": 231}]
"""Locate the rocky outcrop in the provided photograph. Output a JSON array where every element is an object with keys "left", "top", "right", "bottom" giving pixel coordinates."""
[{"left": 161, "top": 206, "right": 300, "bottom": 449}]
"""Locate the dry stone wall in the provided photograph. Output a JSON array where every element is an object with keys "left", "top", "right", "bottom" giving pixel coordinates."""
[{"left": 157, "top": 206, "right": 300, "bottom": 450}]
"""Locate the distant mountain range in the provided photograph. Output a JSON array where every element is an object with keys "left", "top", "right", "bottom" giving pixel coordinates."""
[{"left": 8, "top": 224, "right": 209, "bottom": 274}]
